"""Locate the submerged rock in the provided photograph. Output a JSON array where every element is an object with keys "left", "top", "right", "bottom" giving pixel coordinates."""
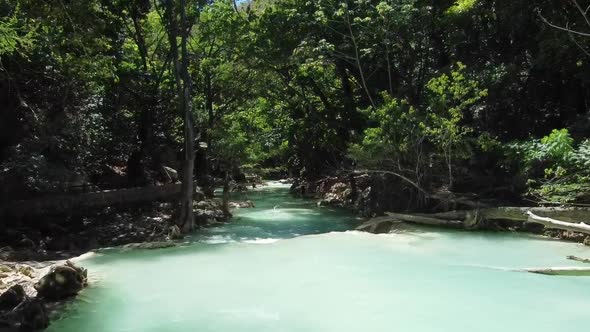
[
  {"left": 229, "top": 200, "right": 255, "bottom": 209},
  {"left": 34, "top": 261, "right": 87, "bottom": 301},
  {"left": 121, "top": 241, "right": 177, "bottom": 250}
]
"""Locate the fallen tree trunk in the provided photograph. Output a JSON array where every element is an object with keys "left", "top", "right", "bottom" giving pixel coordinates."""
[
  {"left": 526, "top": 211, "right": 590, "bottom": 235},
  {"left": 384, "top": 212, "right": 465, "bottom": 228},
  {"left": 519, "top": 267, "right": 590, "bottom": 276},
  {"left": 0, "top": 184, "right": 184, "bottom": 219},
  {"left": 357, "top": 207, "right": 590, "bottom": 235},
  {"left": 356, "top": 211, "right": 470, "bottom": 231},
  {"left": 482, "top": 207, "right": 590, "bottom": 223}
]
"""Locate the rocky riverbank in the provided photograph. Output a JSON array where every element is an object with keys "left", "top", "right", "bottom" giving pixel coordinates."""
[
  {"left": 0, "top": 260, "right": 87, "bottom": 331},
  {"left": 290, "top": 172, "right": 409, "bottom": 217},
  {"left": 289, "top": 172, "right": 451, "bottom": 217},
  {"left": 0, "top": 197, "right": 233, "bottom": 263},
  {"left": 0, "top": 192, "right": 257, "bottom": 331},
  {"left": 292, "top": 173, "right": 590, "bottom": 246}
]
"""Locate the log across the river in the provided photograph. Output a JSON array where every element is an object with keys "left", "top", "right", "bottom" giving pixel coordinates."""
[{"left": 0, "top": 184, "right": 183, "bottom": 219}]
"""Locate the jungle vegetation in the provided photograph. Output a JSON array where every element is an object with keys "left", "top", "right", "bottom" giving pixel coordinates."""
[{"left": 2, "top": 0, "right": 590, "bottom": 227}]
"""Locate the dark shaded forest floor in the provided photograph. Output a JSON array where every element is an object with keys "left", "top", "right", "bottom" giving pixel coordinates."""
[{"left": 0, "top": 199, "right": 227, "bottom": 262}]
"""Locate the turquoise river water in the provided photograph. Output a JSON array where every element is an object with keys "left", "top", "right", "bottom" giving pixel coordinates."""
[{"left": 49, "top": 182, "right": 590, "bottom": 332}]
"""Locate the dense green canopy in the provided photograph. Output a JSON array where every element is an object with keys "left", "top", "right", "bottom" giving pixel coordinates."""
[{"left": 1, "top": 0, "right": 590, "bottom": 204}]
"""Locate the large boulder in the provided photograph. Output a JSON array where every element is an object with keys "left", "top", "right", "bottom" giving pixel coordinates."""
[{"left": 34, "top": 261, "right": 87, "bottom": 301}]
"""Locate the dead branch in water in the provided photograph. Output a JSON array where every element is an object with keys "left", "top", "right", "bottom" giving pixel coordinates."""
[
  {"left": 526, "top": 211, "right": 590, "bottom": 235},
  {"left": 519, "top": 267, "right": 590, "bottom": 276},
  {"left": 567, "top": 255, "right": 590, "bottom": 264}
]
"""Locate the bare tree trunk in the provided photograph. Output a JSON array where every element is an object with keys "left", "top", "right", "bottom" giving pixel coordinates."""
[
  {"left": 344, "top": 8, "right": 375, "bottom": 109},
  {"left": 166, "top": 0, "right": 195, "bottom": 232},
  {"left": 446, "top": 150, "right": 453, "bottom": 189},
  {"left": 178, "top": 111, "right": 195, "bottom": 232},
  {"left": 179, "top": 0, "right": 196, "bottom": 232},
  {"left": 335, "top": 61, "right": 360, "bottom": 133},
  {"left": 222, "top": 170, "right": 230, "bottom": 215},
  {"left": 385, "top": 46, "right": 394, "bottom": 96},
  {"left": 127, "top": 8, "right": 153, "bottom": 186}
]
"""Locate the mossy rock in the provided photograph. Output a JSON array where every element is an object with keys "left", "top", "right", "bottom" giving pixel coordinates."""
[{"left": 34, "top": 261, "right": 87, "bottom": 301}]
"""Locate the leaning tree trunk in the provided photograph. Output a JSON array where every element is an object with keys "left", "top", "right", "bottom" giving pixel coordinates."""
[{"left": 177, "top": 111, "right": 195, "bottom": 232}]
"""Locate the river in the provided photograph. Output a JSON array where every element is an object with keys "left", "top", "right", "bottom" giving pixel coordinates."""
[{"left": 49, "top": 182, "right": 590, "bottom": 331}]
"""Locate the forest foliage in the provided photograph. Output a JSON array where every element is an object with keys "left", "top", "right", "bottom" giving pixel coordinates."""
[{"left": 1, "top": 0, "right": 590, "bottom": 204}]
